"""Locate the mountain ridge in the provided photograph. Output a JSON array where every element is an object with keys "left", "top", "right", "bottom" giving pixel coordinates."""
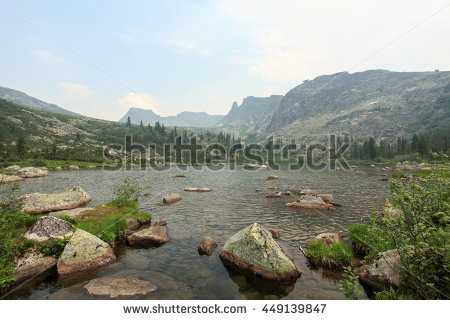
[
  {"left": 0, "top": 86, "right": 81, "bottom": 116},
  {"left": 119, "top": 107, "right": 224, "bottom": 128}
]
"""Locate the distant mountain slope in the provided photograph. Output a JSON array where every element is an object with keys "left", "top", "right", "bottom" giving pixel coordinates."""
[
  {"left": 119, "top": 108, "right": 223, "bottom": 127},
  {"left": 269, "top": 70, "right": 450, "bottom": 142},
  {"left": 0, "top": 86, "right": 81, "bottom": 116},
  {"left": 220, "top": 95, "right": 283, "bottom": 130},
  {"left": 219, "top": 70, "right": 450, "bottom": 142},
  {"left": 0, "top": 99, "right": 111, "bottom": 146}
]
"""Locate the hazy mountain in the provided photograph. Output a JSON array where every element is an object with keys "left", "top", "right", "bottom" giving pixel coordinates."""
[
  {"left": 119, "top": 107, "right": 223, "bottom": 127},
  {"left": 220, "top": 70, "right": 450, "bottom": 142},
  {"left": 220, "top": 95, "right": 283, "bottom": 131},
  {"left": 0, "top": 86, "right": 81, "bottom": 116}
]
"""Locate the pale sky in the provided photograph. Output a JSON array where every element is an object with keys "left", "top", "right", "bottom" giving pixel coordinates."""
[{"left": 1, "top": 0, "right": 449, "bottom": 120}]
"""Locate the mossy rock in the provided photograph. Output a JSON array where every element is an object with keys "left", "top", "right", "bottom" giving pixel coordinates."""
[
  {"left": 220, "top": 223, "right": 301, "bottom": 284},
  {"left": 57, "top": 229, "right": 116, "bottom": 275}
]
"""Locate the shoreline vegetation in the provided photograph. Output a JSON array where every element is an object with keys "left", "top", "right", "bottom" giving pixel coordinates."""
[{"left": 304, "top": 166, "right": 449, "bottom": 300}]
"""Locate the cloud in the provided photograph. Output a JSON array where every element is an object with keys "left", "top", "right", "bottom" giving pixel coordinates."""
[
  {"left": 35, "top": 50, "right": 60, "bottom": 62},
  {"left": 60, "top": 82, "right": 93, "bottom": 98},
  {"left": 166, "top": 39, "right": 213, "bottom": 57},
  {"left": 219, "top": 0, "right": 450, "bottom": 84},
  {"left": 118, "top": 92, "right": 165, "bottom": 116}
]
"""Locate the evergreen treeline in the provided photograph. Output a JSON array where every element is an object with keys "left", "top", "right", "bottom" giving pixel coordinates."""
[{"left": 341, "top": 129, "right": 449, "bottom": 161}]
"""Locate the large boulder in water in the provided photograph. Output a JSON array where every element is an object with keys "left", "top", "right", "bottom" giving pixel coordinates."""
[
  {"left": 126, "top": 226, "right": 170, "bottom": 248},
  {"left": 24, "top": 216, "right": 74, "bottom": 242},
  {"left": 57, "top": 229, "right": 116, "bottom": 275},
  {"left": 219, "top": 223, "right": 301, "bottom": 284},
  {"left": 19, "top": 187, "right": 92, "bottom": 214},
  {"left": 357, "top": 249, "right": 402, "bottom": 290},
  {"left": 83, "top": 277, "right": 158, "bottom": 298},
  {"left": 17, "top": 167, "right": 49, "bottom": 178}
]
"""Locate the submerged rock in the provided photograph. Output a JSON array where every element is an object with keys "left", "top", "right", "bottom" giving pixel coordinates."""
[
  {"left": 57, "top": 229, "right": 116, "bottom": 275},
  {"left": 354, "top": 170, "right": 366, "bottom": 175},
  {"left": 219, "top": 223, "right": 301, "bottom": 284},
  {"left": 175, "top": 174, "right": 185, "bottom": 177},
  {"left": 198, "top": 237, "right": 217, "bottom": 255},
  {"left": 184, "top": 187, "right": 212, "bottom": 192},
  {"left": 286, "top": 195, "right": 335, "bottom": 210},
  {"left": 83, "top": 277, "right": 158, "bottom": 298},
  {"left": 243, "top": 164, "right": 268, "bottom": 169},
  {"left": 13, "top": 251, "right": 57, "bottom": 285},
  {"left": 17, "top": 167, "right": 49, "bottom": 178},
  {"left": 268, "top": 175, "right": 279, "bottom": 180},
  {"left": 126, "top": 226, "right": 170, "bottom": 248},
  {"left": 154, "top": 220, "right": 167, "bottom": 226},
  {"left": 24, "top": 216, "right": 74, "bottom": 242},
  {"left": 357, "top": 249, "right": 402, "bottom": 290},
  {"left": 19, "top": 186, "right": 92, "bottom": 214},
  {"left": 163, "top": 193, "right": 181, "bottom": 204}
]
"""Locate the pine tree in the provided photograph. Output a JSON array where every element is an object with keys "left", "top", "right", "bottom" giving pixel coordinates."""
[
  {"left": 16, "top": 131, "right": 27, "bottom": 158},
  {"left": 126, "top": 116, "right": 131, "bottom": 127},
  {"left": 368, "top": 137, "right": 377, "bottom": 160}
]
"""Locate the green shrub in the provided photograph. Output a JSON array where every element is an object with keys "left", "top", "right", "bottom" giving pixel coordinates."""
[
  {"left": 113, "top": 176, "right": 150, "bottom": 203},
  {"left": 379, "top": 174, "right": 450, "bottom": 299},
  {"left": 374, "top": 287, "right": 414, "bottom": 300},
  {"left": 339, "top": 266, "right": 364, "bottom": 299},
  {"left": 37, "top": 236, "right": 70, "bottom": 258}
]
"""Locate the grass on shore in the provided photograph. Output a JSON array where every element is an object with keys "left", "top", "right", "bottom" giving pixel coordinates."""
[
  {"left": 0, "top": 158, "right": 117, "bottom": 169},
  {"left": 69, "top": 199, "right": 151, "bottom": 243},
  {"left": 306, "top": 240, "right": 354, "bottom": 269}
]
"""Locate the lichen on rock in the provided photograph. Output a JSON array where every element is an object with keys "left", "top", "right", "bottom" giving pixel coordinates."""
[{"left": 220, "top": 223, "right": 301, "bottom": 283}]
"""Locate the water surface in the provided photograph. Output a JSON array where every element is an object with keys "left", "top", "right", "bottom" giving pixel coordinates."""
[{"left": 3, "top": 165, "right": 390, "bottom": 299}]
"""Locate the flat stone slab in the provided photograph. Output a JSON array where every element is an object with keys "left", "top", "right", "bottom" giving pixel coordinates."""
[
  {"left": 17, "top": 167, "right": 49, "bottom": 178},
  {"left": 19, "top": 186, "right": 92, "bottom": 214},
  {"left": 57, "top": 229, "right": 116, "bottom": 275},
  {"left": 83, "top": 277, "right": 158, "bottom": 298},
  {"left": 0, "top": 174, "right": 24, "bottom": 184},
  {"left": 24, "top": 216, "right": 74, "bottom": 242},
  {"left": 127, "top": 226, "right": 170, "bottom": 248},
  {"left": 49, "top": 207, "right": 94, "bottom": 218}
]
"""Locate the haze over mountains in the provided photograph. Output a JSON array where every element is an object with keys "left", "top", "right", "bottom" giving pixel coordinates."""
[
  {"left": 219, "top": 69, "right": 450, "bottom": 142},
  {"left": 0, "top": 86, "right": 80, "bottom": 116},
  {"left": 2, "top": 69, "right": 449, "bottom": 145},
  {"left": 119, "top": 108, "right": 223, "bottom": 128}
]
